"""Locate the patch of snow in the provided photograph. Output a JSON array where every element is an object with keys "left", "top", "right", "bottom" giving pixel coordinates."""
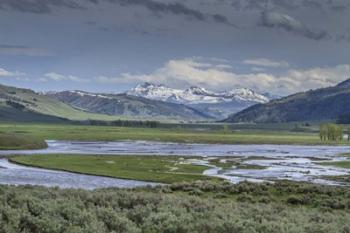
[{"left": 126, "top": 82, "right": 271, "bottom": 105}]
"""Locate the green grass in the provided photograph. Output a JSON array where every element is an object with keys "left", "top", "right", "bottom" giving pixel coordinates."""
[
  {"left": 208, "top": 158, "right": 267, "bottom": 170},
  {"left": 10, "top": 154, "right": 218, "bottom": 183},
  {"left": 321, "top": 175, "right": 350, "bottom": 183},
  {"left": 0, "top": 133, "right": 47, "bottom": 150},
  {"left": 236, "top": 164, "right": 267, "bottom": 170},
  {"left": 0, "top": 122, "right": 348, "bottom": 145},
  {"left": 319, "top": 160, "right": 350, "bottom": 169}
]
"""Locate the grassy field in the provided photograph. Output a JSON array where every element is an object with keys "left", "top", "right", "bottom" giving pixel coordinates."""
[
  {"left": 319, "top": 160, "right": 350, "bottom": 169},
  {"left": 0, "top": 133, "right": 47, "bottom": 150},
  {"left": 0, "top": 122, "right": 347, "bottom": 146},
  {"left": 208, "top": 157, "right": 267, "bottom": 170},
  {"left": 10, "top": 154, "right": 217, "bottom": 183},
  {"left": 0, "top": 181, "right": 349, "bottom": 233}
]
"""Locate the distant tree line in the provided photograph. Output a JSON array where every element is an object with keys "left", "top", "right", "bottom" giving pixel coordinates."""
[
  {"left": 319, "top": 124, "right": 346, "bottom": 141},
  {"left": 83, "top": 119, "right": 160, "bottom": 128}
]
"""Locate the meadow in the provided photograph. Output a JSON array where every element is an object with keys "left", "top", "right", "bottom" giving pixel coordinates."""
[
  {"left": 10, "top": 155, "right": 217, "bottom": 183},
  {"left": 0, "top": 122, "right": 347, "bottom": 148},
  {"left": 0, "top": 133, "right": 47, "bottom": 150}
]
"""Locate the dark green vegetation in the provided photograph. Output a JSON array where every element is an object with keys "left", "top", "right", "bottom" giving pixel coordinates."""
[
  {"left": 10, "top": 155, "right": 215, "bottom": 183},
  {"left": 318, "top": 153, "right": 350, "bottom": 169},
  {"left": 225, "top": 79, "right": 350, "bottom": 123},
  {"left": 0, "top": 133, "right": 47, "bottom": 150},
  {"left": 319, "top": 160, "right": 350, "bottom": 169},
  {"left": 0, "top": 181, "right": 350, "bottom": 233},
  {"left": 319, "top": 123, "right": 344, "bottom": 141},
  {"left": 1, "top": 123, "right": 347, "bottom": 145},
  {"left": 323, "top": 175, "right": 350, "bottom": 183},
  {"left": 48, "top": 90, "right": 212, "bottom": 121}
]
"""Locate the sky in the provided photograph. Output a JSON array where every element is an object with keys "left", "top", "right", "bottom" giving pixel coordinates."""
[{"left": 0, "top": 0, "right": 350, "bottom": 95}]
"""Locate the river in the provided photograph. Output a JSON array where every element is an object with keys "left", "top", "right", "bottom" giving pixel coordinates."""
[{"left": 0, "top": 140, "right": 349, "bottom": 188}]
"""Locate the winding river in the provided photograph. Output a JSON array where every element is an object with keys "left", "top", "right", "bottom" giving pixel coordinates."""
[{"left": 1, "top": 140, "right": 350, "bottom": 188}]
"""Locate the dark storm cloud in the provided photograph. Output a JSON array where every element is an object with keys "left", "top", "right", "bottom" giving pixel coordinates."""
[
  {"left": 259, "top": 11, "right": 330, "bottom": 41},
  {"left": 0, "top": 0, "right": 83, "bottom": 14},
  {"left": 115, "top": 0, "right": 236, "bottom": 27},
  {"left": 105, "top": 0, "right": 236, "bottom": 27},
  {"left": 228, "top": 0, "right": 349, "bottom": 11},
  {"left": 0, "top": 0, "right": 235, "bottom": 27}
]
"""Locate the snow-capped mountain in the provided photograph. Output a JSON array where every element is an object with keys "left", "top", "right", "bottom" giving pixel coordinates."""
[
  {"left": 46, "top": 89, "right": 212, "bottom": 121},
  {"left": 126, "top": 83, "right": 274, "bottom": 119},
  {"left": 126, "top": 82, "right": 270, "bottom": 105}
]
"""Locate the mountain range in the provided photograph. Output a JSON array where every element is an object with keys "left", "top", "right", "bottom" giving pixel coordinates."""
[
  {"left": 126, "top": 83, "right": 273, "bottom": 119},
  {"left": 0, "top": 84, "right": 210, "bottom": 122},
  {"left": 47, "top": 90, "right": 211, "bottom": 121},
  {"left": 224, "top": 79, "right": 350, "bottom": 123}
]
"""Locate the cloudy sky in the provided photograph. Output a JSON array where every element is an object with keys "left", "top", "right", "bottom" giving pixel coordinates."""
[{"left": 1, "top": 0, "right": 350, "bottom": 95}]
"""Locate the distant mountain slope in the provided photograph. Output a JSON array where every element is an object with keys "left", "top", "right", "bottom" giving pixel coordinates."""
[
  {"left": 126, "top": 83, "right": 273, "bottom": 119},
  {"left": 47, "top": 90, "right": 212, "bottom": 121},
  {"left": 224, "top": 79, "right": 350, "bottom": 123},
  {"left": 0, "top": 102, "right": 67, "bottom": 123},
  {"left": 0, "top": 84, "right": 136, "bottom": 122}
]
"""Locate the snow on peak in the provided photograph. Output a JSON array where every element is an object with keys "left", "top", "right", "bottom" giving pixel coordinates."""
[
  {"left": 185, "top": 86, "right": 214, "bottom": 96},
  {"left": 66, "top": 90, "right": 113, "bottom": 99},
  {"left": 127, "top": 83, "right": 271, "bottom": 104},
  {"left": 223, "top": 88, "right": 269, "bottom": 103}
]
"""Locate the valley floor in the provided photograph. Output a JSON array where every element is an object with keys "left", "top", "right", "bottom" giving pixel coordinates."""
[
  {"left": 0, "top": 122, "right": 349, "bottom": 146},
  {"left": 1, "top": 123, "right": 350, "bottom": 232}
]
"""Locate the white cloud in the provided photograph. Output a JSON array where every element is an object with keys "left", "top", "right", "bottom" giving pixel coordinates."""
[
  {"left": 94, "top": 57, "right": 350, "bottom": 95},
  {"left": 41, "top": 72, "right": 88, "bottom": 83},
  {"left": 0, "top": 68, "right": 25, "bottom": 77},
  {"left": 243, "top": 58, "right": 290, "bottom": 68}
]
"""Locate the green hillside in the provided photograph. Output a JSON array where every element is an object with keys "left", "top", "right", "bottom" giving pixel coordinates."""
[
  {"left": 225, "top": 79, "right": 350, "bottom": 123},
  {"left": 0, "top": 84, "right": 139, "bottom": 122}
]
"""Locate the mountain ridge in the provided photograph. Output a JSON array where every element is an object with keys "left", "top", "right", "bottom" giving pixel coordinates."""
[
  {"left": 224, "top": 79, "right": 350, "bottom": 123},
  {"left": 126, "top": 82, "right": 275, "bottom": 119},
  {"left": 126, "top": 82, "right": 270, "bottom": 104},
  {"left": 47, "top": 90, "right": 213, "bottom": 121}
]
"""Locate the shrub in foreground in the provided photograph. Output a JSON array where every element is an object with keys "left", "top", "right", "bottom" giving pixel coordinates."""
[{"left": 0, "top": 181, "right": 349, "bottom": 233}]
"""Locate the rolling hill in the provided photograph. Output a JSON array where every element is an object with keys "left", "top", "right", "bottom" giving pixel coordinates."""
[
  {"left": 0, "top": 84, "right": 134, "bottom": 122},
  {"left": 46, "top": 90, "right": 212, "bottom": 121},
  {"left": 224, "top": 79, "right": 350, "bottom": 123}
]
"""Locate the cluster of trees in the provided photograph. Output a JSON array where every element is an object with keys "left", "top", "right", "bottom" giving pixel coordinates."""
[
  {"left": 0, "top": 181, "right": 349, "bottom": 233},
  {"left": 319, "top": 124, "right": 347, "bottom": 141}
]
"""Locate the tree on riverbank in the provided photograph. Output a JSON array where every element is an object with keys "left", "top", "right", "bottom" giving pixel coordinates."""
[{"left": 319, "top": 124, "right": 343, "bottom": 141}]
